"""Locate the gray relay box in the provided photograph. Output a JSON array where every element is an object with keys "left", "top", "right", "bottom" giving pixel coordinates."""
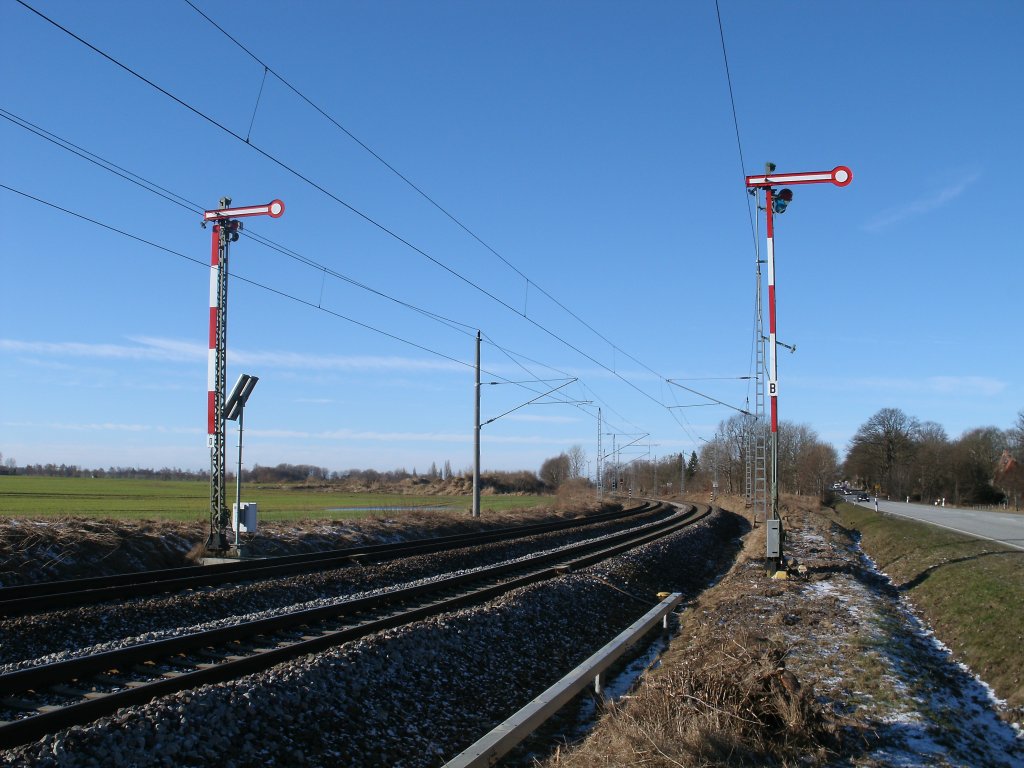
[{"left": 766, "top": 518, "right": 783, "bottom": 558}]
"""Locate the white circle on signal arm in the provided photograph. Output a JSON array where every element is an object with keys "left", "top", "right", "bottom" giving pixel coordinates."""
[
  {"left": 832, "top": 166, "right": 852, "bottom": 186},
  {"left": 268, "top": 200, "right": 284, "bottom": 217}
]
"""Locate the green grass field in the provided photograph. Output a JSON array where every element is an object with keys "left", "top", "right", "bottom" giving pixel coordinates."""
[
  {"left": 0, "top": 476, "right": 552, "bottom": 521},
  {"left": 835, "top": 501, "right": 1024, "bottom": 714}
]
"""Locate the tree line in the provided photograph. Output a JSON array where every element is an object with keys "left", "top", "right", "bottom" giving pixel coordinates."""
[
  {"left": 844, "top": 407, "right": 1023, "bottom": 507},
  {"left": 681, "top": 414, "right": 839, "bottom": 501},
  {"left": 7, "top": 405, "right": 1021, "bottom": 507},
  {"left": 0, "top": 457, "right": 547, "bottom": 494}
]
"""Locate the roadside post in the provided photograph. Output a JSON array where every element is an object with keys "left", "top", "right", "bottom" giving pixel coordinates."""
[{"left": 745, "top": 165, "right": 851, "bottom": 576}]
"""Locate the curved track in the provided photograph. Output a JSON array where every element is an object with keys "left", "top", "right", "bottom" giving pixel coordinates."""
[
  {"left": 0, "top": 502, "right": 708, "bottom": 748},
  {"left": 0, "top": 503, "right": 660, "bottom": 616}
]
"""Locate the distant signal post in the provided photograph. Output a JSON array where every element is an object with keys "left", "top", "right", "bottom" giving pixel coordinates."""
[
  {"left": 203, "top": 197, "right": 284, "bottom": 552},
  {"left": 745, "top": 165, "right": 851, "bottom": 576}
]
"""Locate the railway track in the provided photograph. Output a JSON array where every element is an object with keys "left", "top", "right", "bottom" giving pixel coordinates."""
[
  {"left": 0, "top": 502, "right": 660, "bottom": 617},
  {"left": 0, "top": 502, "right": 708, "bottom": 749}
]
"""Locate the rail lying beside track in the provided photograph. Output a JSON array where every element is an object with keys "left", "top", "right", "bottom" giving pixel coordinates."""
[{"left": 444, "top": 591, "right": 684, "bottom": 768}]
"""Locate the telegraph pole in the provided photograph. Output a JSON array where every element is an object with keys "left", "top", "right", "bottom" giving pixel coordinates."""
[
  {"left": 596, "top": 408, "right": 603, "bottom": 501},
  {"left": 679, "top": 452, "right": 685, "bottom": 496},
  {"left": 202, "top": 198, "right": 284, "bottom": 552},
  {"left": 745, "top": 165, "right": 851, "bottom": 575},
  {"left": 473, "top": 330, "right": 481, "bottom": 518}
]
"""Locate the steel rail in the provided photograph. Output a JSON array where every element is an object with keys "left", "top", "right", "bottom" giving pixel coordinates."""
[
  {"left": 0, "top": 503, "right": 659, "bottom": 616},
  {"left": 445, "top": 592, "right": 684, "bottom": 767},
  {"left": 0, "top": 503, "right": 708, "bottom": 748}
]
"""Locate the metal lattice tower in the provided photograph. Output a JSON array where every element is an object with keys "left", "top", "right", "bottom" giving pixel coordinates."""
[
  {"left": 207, "top": 220, "right": 231, "bottom": 550},
  {"left": 744, "top": 398, "right": 753, "bottom": 505},
  {"left": 752, "top": 199, "right": 768, "bottom": 526}
]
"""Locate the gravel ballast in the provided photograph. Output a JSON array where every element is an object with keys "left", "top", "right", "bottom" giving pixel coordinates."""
[{"left": 0, "top": 507, "right": 744, "bottom": 767}]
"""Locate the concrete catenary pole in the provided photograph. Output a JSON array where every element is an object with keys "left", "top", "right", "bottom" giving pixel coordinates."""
[{"left": 472, "top": 330, "right": 481, "bottom": 518}]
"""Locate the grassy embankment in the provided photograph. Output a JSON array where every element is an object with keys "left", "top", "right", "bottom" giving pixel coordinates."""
[
  {"left": 834, "top": 500, "right": 1023, "bottom": 715},
  {"left": 0, "top": 476, "right": 551, "bottom": 521}
]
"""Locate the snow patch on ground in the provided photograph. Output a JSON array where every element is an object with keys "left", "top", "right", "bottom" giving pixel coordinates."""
[{"left": 788, "top": 520, "right": 1024, "bottom": 767}]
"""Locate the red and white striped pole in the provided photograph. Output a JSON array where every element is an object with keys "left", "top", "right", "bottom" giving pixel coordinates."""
[
  {"left": 763, "top": 186, "right": 781, "bottom": 550},
  {"left": 207, "top": 224, "right": 222, "bottom": 445},
  {"left": 765, "top": 186, "right": 779, "bottom": 435}
]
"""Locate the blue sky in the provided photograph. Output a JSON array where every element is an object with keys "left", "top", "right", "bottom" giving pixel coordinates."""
[{"left": 1, "top": 1, "right": 1021, "bottom": 475}]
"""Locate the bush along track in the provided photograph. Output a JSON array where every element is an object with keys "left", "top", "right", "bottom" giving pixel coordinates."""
[{"left": 542, "top": 497, "right": 1024, "bottom": 768}]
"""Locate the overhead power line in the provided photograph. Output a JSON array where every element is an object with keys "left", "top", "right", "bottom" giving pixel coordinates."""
[
  {"left": 713, "top": 0, "right": 764, "bottom": 413},
  {"left": 714, "top": 0, "right": 756, "bottom": 250},
  {"left": 14, "top": 0, "right": 672, "bottom": 413},
  {"left": 178, "top": 0, "right": 717, "bottom": 442},
  {"left": 0, "top": 182, "right": 603, "bottom": 416},
  {"left": 0, "top": 108, "right": 620, "bottom": 422},
  {"left": 182, "top": 0, "right": 669, "bottom": 387},
  {"left": 0, "top": 108, "right": 475, "bottom": 338},
  {"left": 12, "top": 0, "right": 753, "bottom": 444}
]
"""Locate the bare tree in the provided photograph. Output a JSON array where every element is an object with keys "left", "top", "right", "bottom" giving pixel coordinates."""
[
  {"left": 1009, "top": 410, "right": 1024, "bottom": 459},
  {"left": 845, "top": 407, "right": 920, "bottom": 496},
  {"left": 797, "top": 440, "right": 839, "bottom": 500},
  {"left": 909, "top": 421, "right": 951, "bottom": 502},
  {"left": 951, "top": 427, "right": 1006, "bottom": 505},
  {"left": 566, "top": 444, "right": 587, "bottom": 479},
  {"left": 539, "top": 453, "right": 571, "bottom": 489}
]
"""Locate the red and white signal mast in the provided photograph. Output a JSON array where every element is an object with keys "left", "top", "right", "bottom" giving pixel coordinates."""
[
  {"left": 203, "top": 197, "right": 284, "bottom": 552},
  {"left": 745, "top": 165, "right": 851, "bottom": 576}
]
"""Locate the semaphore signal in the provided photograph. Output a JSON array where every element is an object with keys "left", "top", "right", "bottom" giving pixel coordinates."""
[
  {"left": 745, "top": 164, "right": 851, "bottom": 577},
  {"left": 202, "top": 199, "right": 284, "bottom": 221},
  {"left": 202, "top": 197, "right": 283, "bottom": 553}
]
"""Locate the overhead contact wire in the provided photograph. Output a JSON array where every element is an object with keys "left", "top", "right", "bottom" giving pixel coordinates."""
[
  {"left": 182, "top": 0, "right": 716, "bottom": 414},
  {"left": 16, "top": 0, "right": 738, "bottom": 436}
]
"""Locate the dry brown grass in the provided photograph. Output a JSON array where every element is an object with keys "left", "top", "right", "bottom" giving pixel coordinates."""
[
  {"left": 542, "top": 495, "right": 840, "bottom": 767},
  {"left": 546, "top": 635, "right": 837, "bottom": 767},
  {"left": 0, "top": 503, "right": 615, "bottom": 586}
]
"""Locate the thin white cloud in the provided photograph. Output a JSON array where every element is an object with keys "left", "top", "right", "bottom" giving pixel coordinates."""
[
  {"left": 925, "top": 376, "right": 1006, "bottom": 397},
  {"left": 1, "top": 336, "right": 467, "bottom": 375},
  {"left": 803, "top": 374, "right": 1007, "bottom": 397},
  {"left": 502, "top": 413, "right": 579, "bottom": 424},
  {"left": 234, "top": 349, "right": 465, "bottom": 373},
  {"left": 863, "top": 170, "right": 981, "bottom": 232},
  {"left": 3, "top": 420, "right": 198, "bottom": 434},
  {"left": 252, "top": 427, "right": 578, "bottom": 446},
  {"left": 0, "top": 338, "right": 198, "bottom": 362}
]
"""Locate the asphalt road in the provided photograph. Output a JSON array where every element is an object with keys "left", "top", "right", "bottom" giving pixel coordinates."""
[{"left": 848, "top": 495, "right": 1024, "bottom": 551}]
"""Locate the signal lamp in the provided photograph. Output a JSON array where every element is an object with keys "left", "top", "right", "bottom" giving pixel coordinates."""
[{"left": 772, "top": 188, "right": 793, "bottom": 214}]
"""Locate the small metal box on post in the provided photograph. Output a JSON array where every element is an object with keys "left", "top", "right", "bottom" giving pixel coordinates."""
[{"left": 765, "top": 518, "right": 783, "bottom": 559}]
